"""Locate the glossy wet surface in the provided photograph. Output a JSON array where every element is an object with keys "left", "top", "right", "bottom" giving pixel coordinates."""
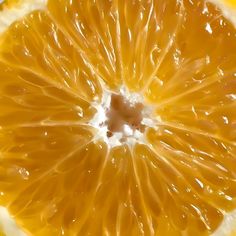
[{"left": 0, "top": 0, "right": 236, "bottom": 235}]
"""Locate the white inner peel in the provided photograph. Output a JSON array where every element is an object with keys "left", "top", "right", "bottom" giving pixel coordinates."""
[
  {"left": 208, "top": 0, "right": 236, "bottom": 26},
  {"left": 0, "top": 0, "right": 236, "bottom": 235},
  {"left": 213, "top": 209, "right": 236, "bottom": 236},
  {"left": 0, "top": 0, "right": 46, "bottom": 34},
  {"left": 0, "top": 206, "right": 26, "bottom": 236}
]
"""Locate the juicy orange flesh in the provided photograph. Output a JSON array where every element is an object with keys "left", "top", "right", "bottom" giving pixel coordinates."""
[
  {"left": 227, "top": 0, "right": 236, "bottom": 6},
  {"left": 0, "top": 0, "right": 236, "bottom": 235}
]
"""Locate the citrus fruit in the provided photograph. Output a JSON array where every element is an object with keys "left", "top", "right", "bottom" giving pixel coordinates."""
[{"left": 0, "top": 0, "right": 236, "bottom": 235}]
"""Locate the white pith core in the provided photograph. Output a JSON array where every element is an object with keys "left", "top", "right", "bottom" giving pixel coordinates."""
[{"left": 89, "top": 86, "right": 156, "bottom": 148}]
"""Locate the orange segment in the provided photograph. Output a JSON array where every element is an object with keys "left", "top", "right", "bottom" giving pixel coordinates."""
[
  {"left": 0, "top": 59, "right": 95, "bottom": 127},
  {"left": 145, "top": 1, "right": 236, "bottom": 105},
  {"left": 0, "top": 11, "right": 103, "bottom": 104},
  {"left": 47, "top": 0, "right": 123, "bottom": 90},
  {"left": 0, "top": 0, "right": 236, "bottom": 235},
  {"left": 0, "top": 126, "right": 101, "bottom": 235}
]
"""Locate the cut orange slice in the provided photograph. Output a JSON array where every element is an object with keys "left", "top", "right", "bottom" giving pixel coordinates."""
[{"left": 0, "top": 0, "right": 236, "bottom": 235}]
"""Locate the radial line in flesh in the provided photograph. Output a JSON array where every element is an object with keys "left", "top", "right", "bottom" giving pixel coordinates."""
[
  {"left": 46, "top": 11, "right": 113, "bottom": 91},
  {"left": 140, "top": 1, "right": 185, "bottom": 94},
  {"left": 154, "top": 68, "right": 236, "bottom": 109},
  {"left": 137, "top": 0, "right": 154, "bottom": 82},
  {"left": 8, "top": 135, "right": 96, "bottom": 212},
  {"left": 73, "top": 147, "right": 110, "bottom": 234},
  {"left": 0, "top": 57, "right": 92, "bottom": 108},
  {"left": 149, "top": 144, "right": 223, "bottom": 229},
  {"left": 114, "top": 0, "right": 125, "bottom": 84},
  {"left": 156, "top": 120, "right": 236, "bottom": 147},
  {"left": 23, "top": 26, "right": 96, "bottom": 104},
  {"left": 130, "top": 146, "right": 154, "bottom": 236}
]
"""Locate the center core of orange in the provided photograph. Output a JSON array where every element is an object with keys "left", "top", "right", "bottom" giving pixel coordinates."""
[{"left": 106, "top": 94, "right": 145, "bottom": 138}]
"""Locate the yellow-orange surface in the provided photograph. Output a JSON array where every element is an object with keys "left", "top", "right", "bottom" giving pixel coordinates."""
[
  {"left": 0, "top": 0, "right": 19, "bottom": 9},
  {"left": 0, "top": 0, "right": 236, "bottom": 235}
]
